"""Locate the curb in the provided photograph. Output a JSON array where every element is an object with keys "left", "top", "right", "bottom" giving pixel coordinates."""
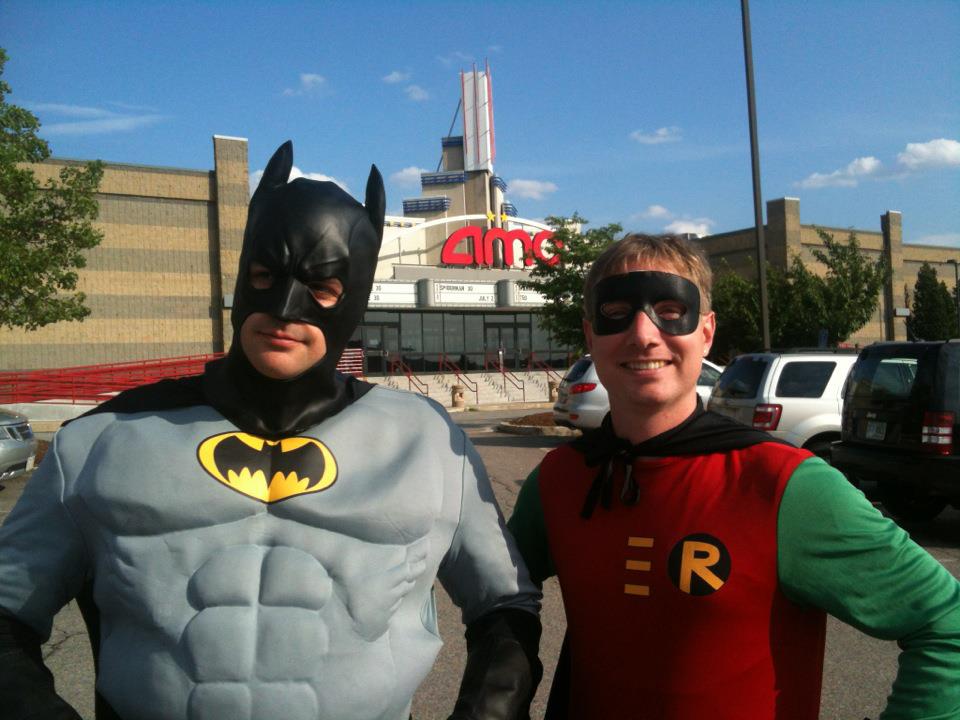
[{"left": 496, "top": 422, "right": 581, "bottom": 437}]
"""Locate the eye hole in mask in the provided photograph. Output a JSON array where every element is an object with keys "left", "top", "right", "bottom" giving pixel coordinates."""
[
  {"left": 591, "top": 271, "right": 701, "bottom": 336},
  {"left": 248, "top": 261, "right": 345, "bottom": 309}
]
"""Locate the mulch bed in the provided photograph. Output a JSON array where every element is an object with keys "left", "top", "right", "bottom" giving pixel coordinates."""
[
  {"left": 35, "top": 440, "right": 50, "bottom": 466},
  {"left": 510, "top": 412, "right": 557, "bottom": 427}
]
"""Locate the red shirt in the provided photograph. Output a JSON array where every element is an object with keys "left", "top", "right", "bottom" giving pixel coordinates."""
[{"left": 537, "top": 442, "right": 825, "bottom": 720}]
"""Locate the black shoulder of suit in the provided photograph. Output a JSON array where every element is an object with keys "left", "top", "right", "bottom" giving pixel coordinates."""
[{"left": 71, "top": 373, "right": 376, "bottom": 424}]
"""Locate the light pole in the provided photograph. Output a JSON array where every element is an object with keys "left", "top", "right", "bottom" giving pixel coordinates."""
[
  {"left": 741, "top": 0, "right": 771, "bottom": 351},
  {"left": 948, "top": 259, "right": 960, "bottom": 338}
]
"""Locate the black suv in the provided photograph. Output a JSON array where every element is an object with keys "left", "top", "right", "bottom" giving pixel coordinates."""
[{"left": 832, "top": 340, "right": 960, "bottom": 522}]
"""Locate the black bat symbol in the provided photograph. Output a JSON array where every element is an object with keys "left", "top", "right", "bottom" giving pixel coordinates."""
[{"left": 213, "top": 435, "right": 327, "bottom": 490}]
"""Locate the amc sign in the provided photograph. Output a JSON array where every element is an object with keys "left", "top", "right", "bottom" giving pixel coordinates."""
[{"left": 441, "top": 225, "right": 563, "bottom": 268}]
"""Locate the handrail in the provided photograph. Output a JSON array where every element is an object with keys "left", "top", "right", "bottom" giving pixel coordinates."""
[
  {"left": 387, "top": 355, "right": 430, "bottom": 396},
  {"left": 526, "top": 352, "right": 563, "bottom": 384},
  {"left": 438, "top": 354, "right": 479, "bottom": 405},
  {"left": 481, "top": 352, "right": 525, "bottom": 402},
  {"left": 0, "top": 349, "right": 366, "bottom": 405}
]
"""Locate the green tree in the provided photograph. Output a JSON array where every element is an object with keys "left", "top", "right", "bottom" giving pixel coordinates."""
[
  {"left": 519, "top": 213, "right": 621, "bottom": 354},
  {"left": 907, "top": 263, "right": 958, "bottom": 341},
  {"left": 711, "top": 229, "right": 888, "bottom": 358},
  {"left": 0, "top": 48, "right": 104, "bottom": 331}
]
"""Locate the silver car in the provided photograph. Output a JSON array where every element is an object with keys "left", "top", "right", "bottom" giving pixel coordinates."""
[
  {"left": 707, "top": 350, "right": 859, "bottom": 459},
  {"left": 553, "top": 356, "right": 724, "bottom": 430},
  {"left": 0, "top": 409, "right": 38, "bottom": 482}
]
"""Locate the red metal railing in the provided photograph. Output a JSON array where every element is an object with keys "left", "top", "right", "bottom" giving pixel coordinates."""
[
  {"left": 526, "top": 351, "right": 563, "bottom": 384},
  {"left": 438, "top": 354, "right": 479, "bottom": 405},
  {"left": 387, "top": 355, "right": 430, "bottom": 396},
  {"left": 483, "top": 353, "right": 525, "bottom": 402},
  {"left": 0, "top": 349, "right": 366, "bottom": 405}
]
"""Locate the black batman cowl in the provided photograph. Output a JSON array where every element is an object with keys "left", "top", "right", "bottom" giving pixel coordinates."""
[{"left": 202, "top": 141, "right": 385, "bottom": 438}]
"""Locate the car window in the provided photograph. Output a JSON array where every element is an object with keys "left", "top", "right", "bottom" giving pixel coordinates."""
[
  {"left": 698, "top": 364, "right": 721, "bottom": 387},
  {"left": 774, "top": 361, "right": 837, "bottom": 398},
  {"left": 712, "top": 357, "right": 769, "bottom": 399},
  {"left": 564, "top": 357, "right": 594, "bottom": 383},
  {"left": 848, "top": 345, "right": 938, "bottom": 405}
]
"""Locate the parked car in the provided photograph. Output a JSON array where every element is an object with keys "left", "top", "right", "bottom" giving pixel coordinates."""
[
  {"left": 0, "top": 409, "right": 38, "bottom": 482},
  {"left": 707, "top": 349, "right": 859, "bottom": 459},
  {"left": 553, "top": 355, "right": 724, "bottom": 430},
  {"left": 831, "top": 340, "right": 960, "bottom": 522}
]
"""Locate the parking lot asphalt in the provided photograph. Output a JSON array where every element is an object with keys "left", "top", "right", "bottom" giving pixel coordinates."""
[{"left": 1, "top": 407, "right": 957, "bottom": 719}]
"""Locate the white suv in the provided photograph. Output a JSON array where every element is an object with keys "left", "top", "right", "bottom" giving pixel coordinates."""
[{"left": 707, "top": 350, "right": 859, "bottom": 459}]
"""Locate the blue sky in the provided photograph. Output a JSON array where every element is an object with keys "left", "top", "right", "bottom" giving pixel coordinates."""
[{"left": 3, "top": 1, "right": 958, "bottom": 246}]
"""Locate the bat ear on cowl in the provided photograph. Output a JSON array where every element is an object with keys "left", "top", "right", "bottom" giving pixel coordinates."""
[
  {"left": 365, "top": 165, "right": 386, "bottom": 244},
  {"left": 251, "top": 140, "right": 294, "bottom": 205}
]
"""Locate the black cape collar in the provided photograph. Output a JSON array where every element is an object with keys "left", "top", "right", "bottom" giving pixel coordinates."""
[
  {"left": 75, "top": 361, "right": 374, "bottom": 438},
  {"left": 569, "top": 398, "right": 785, "bottom": 519}
]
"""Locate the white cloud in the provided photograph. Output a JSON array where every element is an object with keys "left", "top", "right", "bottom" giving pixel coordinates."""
[
  {"left": 404, "top": 85, "right": 430, "bottom": 101},
  {"left": 436, "top": 51, "right": 474, "bottom": 66},
  {"left": 382, "top": 70, "right": 410, "bottom": 84},
  {"left": 909, "top": 233, "right": 960, "bottom": 248},
  {"left": 630, "top": 126, "right": 682, "bottom": 145},
  {"left": 664, "top": 218, "right": 715, "bottom": 237},
  {"left": 249, "top": 165, "right": 349, "bottom": 196},
  {"left": 897, "top": 138, "right": 960, "bottom": 170},
  {"left": 508, "top": 179, "right": 559, "bottom": 200},
  {"left": 389, "top": 166, "right": 427, "bottom": 186},
  {"left": 283, "top": 73, "right": 326, "bottom": 97},
  {"left": 27, "top": 102, "right": 112, "bottom": 118},
  {"left": 796, "top": 156, "right": 882, "bottom": 189},
  {"left": 26, "top": 101, "right": 168, "bottom": 136},
  {"left": 641, "top": 204, "right": 672, "bottom": 219},
  {"left": 796, "top": 138, "right": 959, "bottom": 191}
]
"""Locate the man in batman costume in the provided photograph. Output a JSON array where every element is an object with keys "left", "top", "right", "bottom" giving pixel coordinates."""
[
  {"left": 507, "top": 234, "right": 960, "bottom": 719},
  {"left": 0, "top": 141, "right": 542, "bottom": 720}
]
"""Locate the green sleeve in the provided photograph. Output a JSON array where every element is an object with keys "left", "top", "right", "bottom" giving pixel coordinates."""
[
  {"left": 778, "top": 457, "right": 960, "bottom": 720},
  {"left": 506, "top": 466, "right": 556, "bottom": 586}
]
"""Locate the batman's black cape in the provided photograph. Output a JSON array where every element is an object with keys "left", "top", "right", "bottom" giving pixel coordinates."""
[
  {"left": 72, "top": 369, "right": 375, "bottom": 422},
  {"left": 545, "top": 400, "right": 793, "bottom": 720}
]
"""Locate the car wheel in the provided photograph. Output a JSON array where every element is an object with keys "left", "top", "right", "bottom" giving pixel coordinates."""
[
  {"left": 878, "top": 483, "right": 948, "bottom": 523},
  {"left": 803, "top": 439, "right": 835, "bottom": 462}
]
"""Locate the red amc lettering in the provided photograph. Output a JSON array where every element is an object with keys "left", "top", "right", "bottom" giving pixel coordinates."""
[
  {"left": 441, "top": 226, "right": 563, "bottom": 267},
  {"left": 483, "top": 228, "right": 532, "bottom": 267},
  {"left": 532, "top": 230, "right": 562, "bottom": 266},
  {"left": 441, "top": 226, "right": 483, "bottom": 265}
]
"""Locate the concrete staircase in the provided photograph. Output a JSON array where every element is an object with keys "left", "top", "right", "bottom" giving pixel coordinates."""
[{"left": 374, "top": 370, "right": 559, "bottom": 408}]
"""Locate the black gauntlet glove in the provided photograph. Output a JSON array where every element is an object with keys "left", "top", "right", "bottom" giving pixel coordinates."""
[{"left": 448, "top": 608, "right": 543, "bottom": 720}]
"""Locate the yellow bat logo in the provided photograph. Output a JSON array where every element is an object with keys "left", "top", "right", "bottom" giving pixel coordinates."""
[{"left": 197, "top": 432, "right": 337, "bottom": 504}]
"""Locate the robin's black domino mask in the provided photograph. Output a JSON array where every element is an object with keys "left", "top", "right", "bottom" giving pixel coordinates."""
[{"left": 591, "top": 271, "right": 702, "bottom": 336}]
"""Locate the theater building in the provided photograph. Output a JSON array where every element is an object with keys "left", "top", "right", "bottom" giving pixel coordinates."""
[
  {"left": 3, "top": 67, "right": 957, "bottom": 373},
  {"left": 696, "top": 198, "right": 960, "bottom": 346},
  {"left": 1, "top": 67, "right": 574, "bottom": 375}
]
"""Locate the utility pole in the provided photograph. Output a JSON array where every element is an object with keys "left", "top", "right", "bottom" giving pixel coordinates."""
[
  {"left": 948, "top": 259, "right": 960, "bottom": 338},
  {"left": 740, "top": 0, "right": 771, "bottom": 351}
]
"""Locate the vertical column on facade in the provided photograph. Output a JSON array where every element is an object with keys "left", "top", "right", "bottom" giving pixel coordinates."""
[
  {"left": 212, "top": 136, "right": 250, "bottom": 351},
  {"left": 881, "top": 210, "right": 906, "bottom": 341},
  {"left": 764, "top": 197, "right": 801, "bottom": 271}
]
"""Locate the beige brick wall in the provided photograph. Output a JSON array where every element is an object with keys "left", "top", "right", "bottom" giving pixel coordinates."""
[
  {"left": 698, "top": 199, "right": 958, "bottom": 349},
  {"left": 1, "top": 137, "right": 249, "bottom": 370}
]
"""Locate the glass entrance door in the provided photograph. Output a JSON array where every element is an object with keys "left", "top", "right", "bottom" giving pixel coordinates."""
[
  {"left": 484, "top": 321, "right": 517, "bottom": 370},
  {"left": 361, "top": 323, "right": 399, "bottom": 374}
]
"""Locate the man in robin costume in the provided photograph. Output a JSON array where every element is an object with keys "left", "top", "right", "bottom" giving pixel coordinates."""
[
  {"left": 507, "top": 233, "right": 960, "bottom": 719},
  {"left": 0, "top": 141, "right": 541, "bottom": 720}
]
